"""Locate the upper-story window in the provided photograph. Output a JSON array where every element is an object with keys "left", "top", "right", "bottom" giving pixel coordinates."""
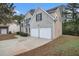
[
  {"left": 26, "top": 18, "right": 31, "bottom": 23},
  {"left": 36, "top": 13, "right": 42, "bottom": 21}
]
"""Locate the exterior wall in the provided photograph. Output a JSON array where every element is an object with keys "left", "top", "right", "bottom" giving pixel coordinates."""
[
  {"left": 30, "top": 8, "right": 54, "bottom": 39},
  {"left": 51, "top": 8, "right": 62, "bottom": 39},
  {"left": 21, "top": 12, "right": 32, "bottom": 34},
  {"left": 28, "top": 7, "right": 62, "bottom": 39},
  {"left": 8, "top": 23, "right": 20, "bottom": 33},
  {"left": 30, "top": 8, "right": 53, "bottom": 28},
  {"left": 20, "top": 22, "right": 26, "bottom": 33}
]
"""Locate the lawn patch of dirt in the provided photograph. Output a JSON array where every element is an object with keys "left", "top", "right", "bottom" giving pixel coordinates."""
[
  {"left": 16, "top": 35, "right": 79, "bottom": 56},
  {"left": 0, "top": 34, "right": 16, "bottom": 41}
]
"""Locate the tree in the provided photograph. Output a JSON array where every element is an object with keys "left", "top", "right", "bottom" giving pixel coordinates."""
[
  {"left": 63, "top": 3, "right": 79, "bottom": 35},
  {"left": 0, "top": 3, "right": 15, "bottom": 24},
  {"left": 13, "top": 14, "right": 24, "bottom": 24},
  {"left": 66, "top": 3, "right": 79, "bottom": 20}
]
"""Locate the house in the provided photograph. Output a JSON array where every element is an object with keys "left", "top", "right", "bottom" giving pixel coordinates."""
[
  {"left": 30, "top": 6, "right": 63, "bottom": 39},
  {"left": 20, "top": 6, "right": 63, "bottom": 39},
  {"left": 20, "top": 9, "right": 35, "bottom": 35},
  {"left": 0, "top": 25, "right": 9, "bottom": 35}
]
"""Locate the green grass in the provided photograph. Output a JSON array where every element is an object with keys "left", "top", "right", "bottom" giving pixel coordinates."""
[
  {"left": 54, "top": 36, "right": 79, "bottom": 55},
  {"left": 55, "top": 40, "right": 79, "bottom": 50}
]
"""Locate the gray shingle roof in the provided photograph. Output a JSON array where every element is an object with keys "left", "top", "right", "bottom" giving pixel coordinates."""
[
  {"left": 46, "top": 5, "right": 64, "bottom": 14},
  {"left": 46, "top": 7, "right": 57, "bottom": 14},
  {"left": 29, "top": 9, "right": 35, "bottom": 15}
]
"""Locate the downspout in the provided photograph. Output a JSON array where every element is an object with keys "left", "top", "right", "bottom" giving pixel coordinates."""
[{"left": 38, "top": 24, "right": 40, "bottom": 39}]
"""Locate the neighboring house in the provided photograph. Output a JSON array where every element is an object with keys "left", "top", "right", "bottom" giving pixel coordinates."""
[
  {"left": 7, "top": 20, "right": 20, "bottom": 33},
  {"left": 20, "top": 9, "right": 35, "bottom": 35},
  {"left": 21, "top": 6, "right": 63, "bottom": 39},
  {"left": 30, "top": 6, "right": 63, "bottom": 39},
  {"left": 0, "top": 25, "right": 9, "bottom": 35},
  {"left": 0, "top": 20, "right": 20, "bottom": 35}
]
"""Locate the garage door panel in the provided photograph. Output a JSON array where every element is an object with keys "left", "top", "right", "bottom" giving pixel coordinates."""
[
  {"left": 40, "top": 28, "right": 51, "bottom": 39},
  {"left": 30, "top": 28, "right": 51, "bottom": 39},
  {"left": 1, "top": 29, "right": 7, "bottom": 34},
  {"left": 31, "top": 29, "right": 38, "bottom": 37}
]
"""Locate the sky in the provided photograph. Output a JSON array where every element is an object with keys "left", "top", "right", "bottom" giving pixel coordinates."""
[{"left": 14, "top": 3, "right": 64, "bottom": 15}]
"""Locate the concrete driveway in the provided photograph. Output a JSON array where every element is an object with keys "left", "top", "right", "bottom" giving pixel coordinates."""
[{"left": 0, "top": 35, "right": 51, "bottom": 56}]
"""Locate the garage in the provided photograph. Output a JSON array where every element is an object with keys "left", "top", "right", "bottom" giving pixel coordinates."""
[
  {"left": 30, "top": 8, "right": 62, "bottom": 40},
  {"left": 0, "top": 25, "right": 8, "bottom": 35},
  {"left": 1, "top": 29, "right": 8, "bottom": 34},
  {"left": 31, "top": 28, "right": 51, "bottom": 39}
]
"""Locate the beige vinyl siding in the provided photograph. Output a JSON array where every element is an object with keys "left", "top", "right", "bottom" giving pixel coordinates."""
[
  {"left": 30, "top": 8, "right": 53, "bottom": 28},
  {"left": 51, "top": 8, "right": 62, "bottom": 39}
]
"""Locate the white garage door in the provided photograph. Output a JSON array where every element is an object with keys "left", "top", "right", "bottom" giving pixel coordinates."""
[
  {"left": 31, "top": 28, "right": 51, "bottom": 39},
  {"left": 40, "top": 28, "right": 51, "bottom": 39},
  {"left": 31, "top": 28, "right": 39, "bottom": 37},
  {"left": 1, "top": 29, "right": 7, "bottom": 34}
]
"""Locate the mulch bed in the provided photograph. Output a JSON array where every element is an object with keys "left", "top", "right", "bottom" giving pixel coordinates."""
[{"left": 0, "top": 34, "right": 16, "bottom": 41}]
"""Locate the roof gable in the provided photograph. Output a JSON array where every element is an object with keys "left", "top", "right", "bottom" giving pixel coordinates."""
[
  {"left": 30, "top": 8, "right": 56, "bottom": 24},
  {"left": 21, "top": 11, "right": 32, "bottom": 23},
  {"left": 29, "top": 9, "right": 35, "bottom": 15}
]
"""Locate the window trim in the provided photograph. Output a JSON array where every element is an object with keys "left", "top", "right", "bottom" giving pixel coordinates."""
[{"left": 36, "top": 13, "right": 42, "bottom": 21}]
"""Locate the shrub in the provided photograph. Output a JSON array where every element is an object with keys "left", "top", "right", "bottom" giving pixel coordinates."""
[
  {"left": 19, "top": 32, "right": 28, "bottom": 37},
  {"left": 9, "top": 31, "right": 12, "bottom": 34},
  {"left": 16, "top": 32, "right": 20, "bottom": 35},
  {"left": 62, "top": 22, "right": 79, "bottom": 36}
]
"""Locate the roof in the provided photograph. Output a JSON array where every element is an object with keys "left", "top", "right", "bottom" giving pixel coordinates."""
[
  {"left": 46, "top": 5, "right": 64, "bottom": 14},
  {"left": 0, "top": 25, "right": 8, "bottom": 28},
  {"left": 21, "top": 9, "right": 35, "bottom": 23},
  {"left": 46, "top": 7, "right": 57, "bottom": 14},
  {"left": 29, "top": 9, "right": 35, "bottom": 15},
  {"left": 23, "top": 5, "right": 64, "bottom": 24}
]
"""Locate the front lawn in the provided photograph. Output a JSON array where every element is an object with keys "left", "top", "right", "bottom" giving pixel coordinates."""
[{"left": 17, "top": 35, "right": 79, "bottom": 56}]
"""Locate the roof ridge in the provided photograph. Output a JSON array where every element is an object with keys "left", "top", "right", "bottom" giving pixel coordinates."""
[{"left": 46, "top": 5, "right": 64, "bottom": 14}]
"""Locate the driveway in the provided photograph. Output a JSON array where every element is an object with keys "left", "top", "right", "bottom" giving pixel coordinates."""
[{"left": 0, "top": 35, "right": 51, "bottom": 56}]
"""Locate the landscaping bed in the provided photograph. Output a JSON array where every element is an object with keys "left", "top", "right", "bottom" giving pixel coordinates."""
[
  {"left": 0, "top": 34, "right": 16, "bottom": 41},
  {"left": 17, "top": 35, "right": 79, "bottom": 56}
]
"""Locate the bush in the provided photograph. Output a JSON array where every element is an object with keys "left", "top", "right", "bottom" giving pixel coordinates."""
[
  {"left": 16, "top": 32, "right": 29, "bottom": 36},
  {"left": 62, "top": 22, "right": 79, "bottom": 36},
  {"left": 16, "top": 32, "right": 20, "bottom": 35},
  {"left": 19, "top": 32, "right": 28, "bottom": 37},
  {"left": 9, "top": 31, "right": 12, "bottom": 34}
]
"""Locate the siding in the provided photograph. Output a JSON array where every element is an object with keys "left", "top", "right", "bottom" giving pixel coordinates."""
[
  {"left": 21, "top": 12, "right": 32, "bottom": 33},
  {"left": 30, "top": 8, "right": 55, "bottom": 39},
  {"left": 30, "top": 8, "right": 53, "bottom": 28},
  {"left": 51, "top": 8, "right": 62, "bottom": 39}
]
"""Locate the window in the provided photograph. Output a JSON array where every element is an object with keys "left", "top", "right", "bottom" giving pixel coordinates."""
[
  {"left": 29, "top": 28, "right": 30, "bottom": 33},
  {"left": 26, "top": 28, "right": 28, "bottom": 32},
  {"left": 36, "top": 13, "right": 42, "bottom": 21},
  {"left": 21, "top": 23, "right": 23, "bottom": 27},
  {"left": 26, "top": 18, "right": 31, "bottom": 23}
]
